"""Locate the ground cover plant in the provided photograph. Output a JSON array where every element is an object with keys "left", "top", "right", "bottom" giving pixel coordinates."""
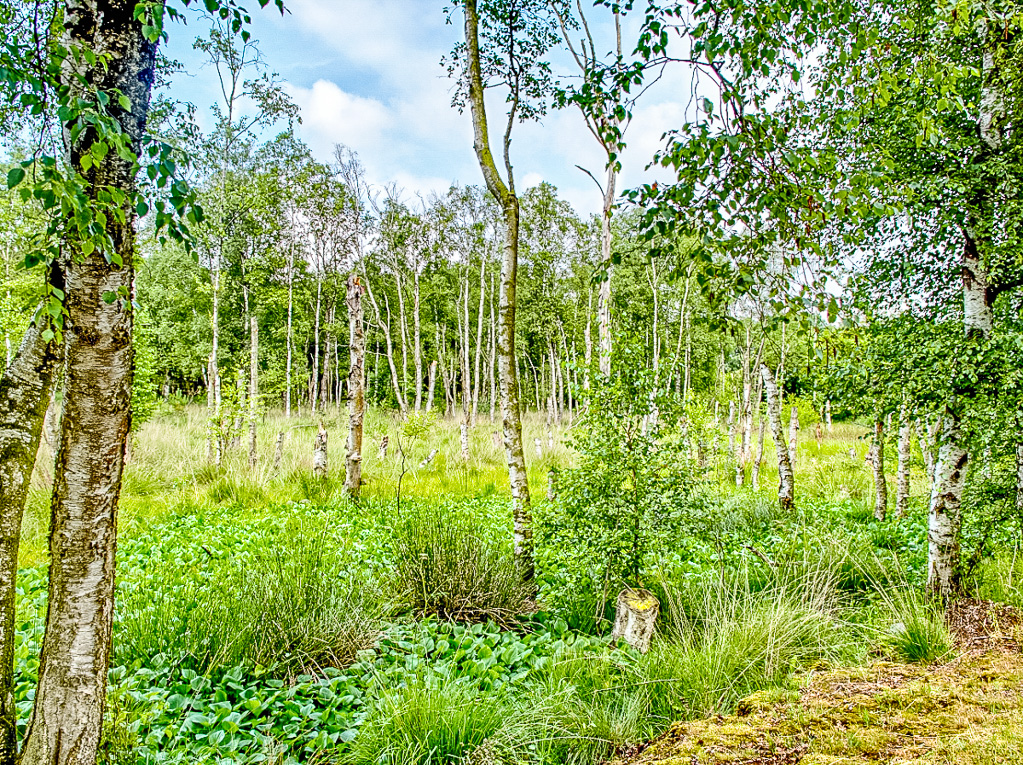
[{"left": 5, "top": 400, "right": 1011, "bottom": 765}]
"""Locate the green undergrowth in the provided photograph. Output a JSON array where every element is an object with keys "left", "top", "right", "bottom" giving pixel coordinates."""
[{"left": 8, "top": 488, "right": 962, "bottom": 765}]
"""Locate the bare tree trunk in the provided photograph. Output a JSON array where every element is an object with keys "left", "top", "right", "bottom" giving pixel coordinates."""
[
  {"left": 825, "top": 399, "right": 832, "bottom": 432},
  {"left": 583, "top": 289, "right": 592, "bottom": 392},
  {"left": 752, "top": 405, "right": 766, "bottom": 491},
  {"left": 788, "top": 405, "right": 799, "bottom": 468},
  {"left": 285, "top": 240, "right": 294, "bottom": 417},
  {"left": 489, "top": 271, "right": 497, "bottom": 421},
  {"left": 464, "top": 0, "right": 533, "bottom": 581},
  {"left": 869, "top": 419, "right": 888, "bottom": 521},
  {"left": 597, "top": 166, "right": 615, "bottom": 376},
  {"left": 0, "top": 320, "right": 58, "bottom": 763},
  {"left": 460, "top": 422, "right": 470, "bottom": 461},
  {"left": 896, "top": 403, "right": 912, "bottom": 518},
  {"left": 312, "top": 276, "right": 322, "bottom": 415},
  {"left": 761, "top": 364, "right": 794, "bottom": 511},
  {"left": 472, "top": 260, "right": 486, "bottom": 425},
  {"left": 413, "top": 271, "right": 422, "bottom": 411},
  {"left": 246, "top": 286, "right": 258, "bottom": 468},
  {"left": 345, "top": 276, "right": 366, "bottom": 498},
  {"left": 365, "top": 280, "right": 407, "bottom": 412},
  {"left": 426, "top": 359, "right": 438, "bottom": 411}
]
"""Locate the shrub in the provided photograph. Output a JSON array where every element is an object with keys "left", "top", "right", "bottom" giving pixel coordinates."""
[
  {"left": 392, "top": 500, "right": 531, "bottom": 624},
  {"left": 536, "top": 344, "right": 702, "bottom": 632}
]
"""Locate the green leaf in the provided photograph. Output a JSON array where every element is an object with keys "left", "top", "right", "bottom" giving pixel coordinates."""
[{"left": 6, "top": 167, "right": 25, "bottom": 189}]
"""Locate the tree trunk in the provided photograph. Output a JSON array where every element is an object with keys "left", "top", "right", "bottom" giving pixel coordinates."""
[
  {"left": 896, "top": 403, "right": 912, "bottom": 518},
  {"left": 413, "top": 271, "right": 422, "bottom": 411},
  {"left": 247, "top": 287, "right": 258, "bottom": 468},
  {"left": 426, "top": 359, "right": 438, "bottom": 412},
  {"left": 313, "top": 423, "right": 328, "bottom": 479},
  {"left": 752, "top": 406, "right": 766, "bottom": 491},
  {"left": 597, "top": 165, "right": 615, "bottom": 376},
  {"left": 788, "top": 405, "right": 799, "bottom": 468},
  {"left": 612, "top": 588, "right": 658, "bottom": 654},
  {"left": 0, "top": 320, "right": 59, "bottom": 763},
  {"left": 869, "top": 419, "right": 887, "bottom": 521},
  {"left": 761, "top": 364, "right": 794, "bottom": 511},
  {"left": 463, "top": 0, "right": 533, "bottom": 581},
  {"left": 365, "top": 280, "right": 407, "bottom": 412},
  {"left": 19, "top": 4, "right": 156, "bottom": 760},
  {"left": 312, "top": 276, "right": 322, "bottom": 415},
  {"left": 345, "top": 276, "right": 366, "bottom": 498},
  {"left": 285, "top": 239, "right": 294, "bottom": 417},
  {"left": 472, "top": 260, "right": 486, "bottom": 425},
  {"left": 460, "top": 422, "right": 470, "bottom": 461}
]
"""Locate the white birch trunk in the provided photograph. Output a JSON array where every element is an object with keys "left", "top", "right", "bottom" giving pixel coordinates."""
[
  {"left": 345, "top": 276, "right": 366, "bottom": 498},
  {"left": 761, "top": 364, "right": 794, "bottom": 511}
]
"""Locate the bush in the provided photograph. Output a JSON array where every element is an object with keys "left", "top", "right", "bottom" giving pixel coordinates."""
[
  {"left": 537, "top": 345, "right": 702, "bottom": 632},
  {"left": 392, "top": 500, "right": 531, "bottom": 624}
]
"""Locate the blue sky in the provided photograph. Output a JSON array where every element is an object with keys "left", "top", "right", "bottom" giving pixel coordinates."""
[{"left": 162, "top": 0, "right": 694, "bottom": 216}]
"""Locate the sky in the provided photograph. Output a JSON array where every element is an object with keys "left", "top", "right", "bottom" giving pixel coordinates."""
[{"left": 162, "top": 0, "right": 697, "bottom": 217}]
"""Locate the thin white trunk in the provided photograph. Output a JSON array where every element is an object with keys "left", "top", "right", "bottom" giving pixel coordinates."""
[
  {"left": 896, "top": 403, "right": 911, "bottom": 518},
  {"left": 345, "top": 276, "right": 366, "bottom": 497},
  {"left": 869, "top": 419, "right": 887, "bottom": 521},
  {"left": 761, "top": 364, "right": 794, "bottom": 511}
]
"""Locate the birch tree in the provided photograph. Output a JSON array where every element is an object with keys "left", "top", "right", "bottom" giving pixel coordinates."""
[{"left": 452, "top": 0, "right": 560, "bottom": 581}]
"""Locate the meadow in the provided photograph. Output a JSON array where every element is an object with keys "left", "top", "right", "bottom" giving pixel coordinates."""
[{"left": 12, "top": 403, "right": 1021, "bottom": 764}]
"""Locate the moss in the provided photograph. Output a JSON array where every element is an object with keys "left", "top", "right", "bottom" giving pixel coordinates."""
[{"left": 617, "top": 649, "right": 1023, "bottom": 765}]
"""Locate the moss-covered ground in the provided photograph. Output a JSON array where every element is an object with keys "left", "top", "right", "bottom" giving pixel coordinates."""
[{"left": 618, "top": 635, "right": 1023, "bottom": 765}]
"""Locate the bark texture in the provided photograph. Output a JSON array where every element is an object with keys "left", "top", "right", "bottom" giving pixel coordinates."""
[
  {"left": 20, "top": 3, "right": 157, "bottom": 762},
  {"left": 761, "top": 364, "right": 794, "bottom": 511},
  {"left": 345, "top": 276, "right": 365, "bottom": 498},
  {"left": 0, "top": 320, "right": 59, "bottom": 764},
  {"left": 896, "top": 405, "right": 912, "bottom": 518},
  {"left": 612, "top": 588, "right": 658, "bottom": 654},
  {"left": 313, "top": 423, "right": 328, "bottom": 479}
]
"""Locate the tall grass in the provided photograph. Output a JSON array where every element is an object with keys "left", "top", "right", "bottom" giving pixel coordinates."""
[
  {"left": 344, "top": 675, "right": 513, "bottom": 765},
  {"left": 391, "top": 501, "right": 531, "bottom": 624}
]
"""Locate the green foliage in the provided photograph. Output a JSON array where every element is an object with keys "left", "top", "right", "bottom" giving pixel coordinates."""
[
  {"left": 538, "top": 342, "right": 702, "bottom": 631},
  {"left": 877, "top": 588, "right": 953, "bottom": 664}
]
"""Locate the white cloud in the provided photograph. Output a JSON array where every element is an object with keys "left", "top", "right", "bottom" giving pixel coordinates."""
[{"left": 285, "top": 80, "right": 393, "bottom": 158}]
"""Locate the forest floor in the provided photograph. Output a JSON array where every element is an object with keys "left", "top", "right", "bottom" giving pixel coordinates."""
[{"left": 616, "top": 602, "right": 1023, "bottom": 765}]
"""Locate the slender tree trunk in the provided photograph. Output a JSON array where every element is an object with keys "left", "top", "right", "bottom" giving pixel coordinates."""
[
  {"left": 246, "top": 285, "right": 258, "bottom": 467},
  {"left": 788, "top": 405, "right": 799, "bottom": 468},
  {"left": 472, "top": 260, "right": 486, "bottom": 425},
  {"left": 426, "top": 359, "right": 438, "bottom": 411},
  {"left": 312, "top": 277, "right": 322, "bottom": 415},
  {"left": 345, "top": 276, "right": 366, "bottom": 498},
  {"left": 413, "top": 271, "right": 422, "bottom": 412},
  {"left": 489, "top": 270, "right": 497, "bottom": 421},
  {"left": 752, "top": 404, "right": 766, "bottom": 491},
  {"left": 285, "top": 240, "right": 294, "bottom": 417},
  {"left": 0, "top": 320, "right": 59, "bottom": 764},
  {"left": 396, "top": 273, "right": 409, "bottom": 399},
  {"left": 896, "top": 403, "right": 912, "bottom": 518},
  {"left": 869, "top": 419, "right": 887, "bottom": 521},
  {"left": 597, "top": 165, "right": 615, "bottom": 376},
  {"left": 464, "top": 0, "right": 532, "bottom": 580},
  {"left": 583, "top": 289, "right": 592, "bottom": 391},
  {"left": 19, "top": 6, "right": 156, "bottom": 760},
  {"left": 761, "top": 363, "right": 794, "bottom": 511},
  {"left": 365, "top": 279, "right": 406, "bottom": 412}
]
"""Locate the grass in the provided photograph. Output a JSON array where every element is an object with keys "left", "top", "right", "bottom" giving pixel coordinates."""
[{"left": 8, "top": 403, "right": 1016, "bottom": 765}]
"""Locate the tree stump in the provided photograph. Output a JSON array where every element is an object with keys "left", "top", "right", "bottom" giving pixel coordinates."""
[
  {"left": 419, "top": 449, "right": 438, "bottom": 469},
  {"left": 313, "top": 423, "right": 328, "bottom": 478},
  {"left": 379, "top": 435, "right": 389, "bottom": 459},
  {"left": 612, "top": 588, "right": 659, "bottom": 654}
]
